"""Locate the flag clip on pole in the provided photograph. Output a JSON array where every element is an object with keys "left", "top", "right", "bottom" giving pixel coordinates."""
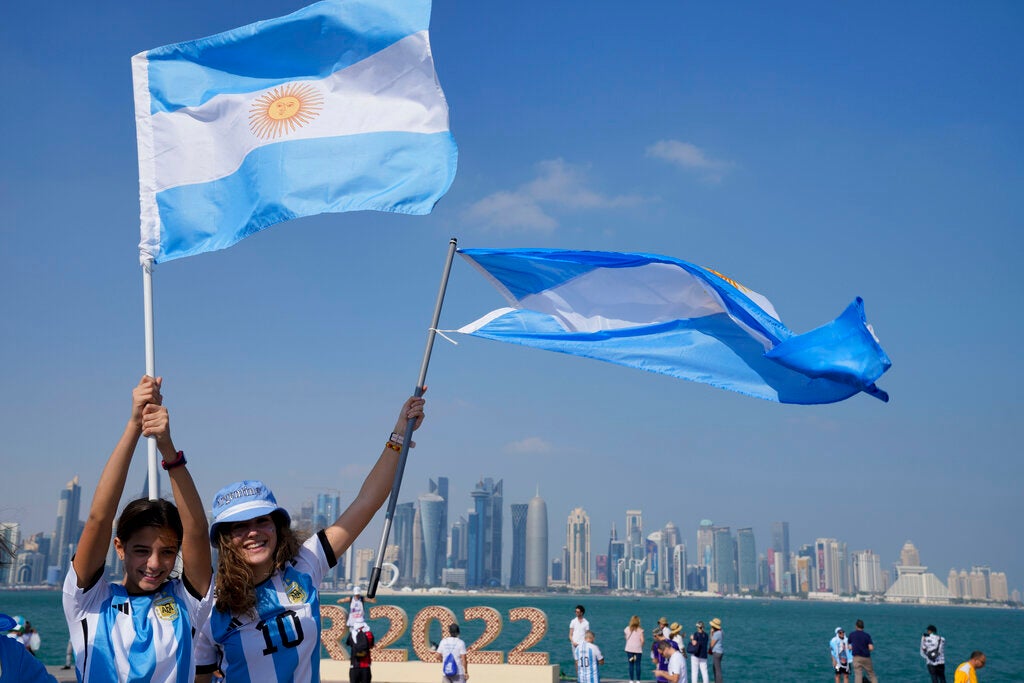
[
  {"left": 367, "top": 238, "right": 458, "bottom": 598},
  {"left": 143, "top": 261, "right": 159, "bottom": 501}
]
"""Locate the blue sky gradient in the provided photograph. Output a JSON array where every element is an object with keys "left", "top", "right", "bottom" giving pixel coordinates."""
[{"left": 1, "top": 1, "right": 1021, "bottom": 591}]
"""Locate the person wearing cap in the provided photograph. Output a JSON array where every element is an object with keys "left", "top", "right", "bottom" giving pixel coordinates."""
[
  {"left": 655, "top": 639, "right": 687, "bottom": 683},
  {"left": 337, "top": 586, "right": 376, "bottom": 632},
  {"left": 921, "top": 625, "right": 947, "bottom": 683},
  {"left": 830, "top": 626, "right": 852, "bottom": 683},
  {"left": 709, "top": 618, "right": 724, "bottom": 683},
  {"left": 657, "top": 616, "right": 671, "bottom": 639},
  {"left": 1, "top": 613, "right": 57, "bottom": 683},
  {"left": 195, "top": 394, "right": 425, "bottom": 683},
  {"left": 63, "top": 376, "right": 213, "bottom": 683},
  {"left": 689, "top": 621, "right": 710, "bottom": 683}
]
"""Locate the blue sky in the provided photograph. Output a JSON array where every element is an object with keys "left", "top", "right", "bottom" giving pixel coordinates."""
[{"left": 1, "top": 1, "right": 1022, "bottom": 592}]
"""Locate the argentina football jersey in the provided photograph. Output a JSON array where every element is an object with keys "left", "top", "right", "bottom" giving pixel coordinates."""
[
  {"left": 63, "top": 564, "right": 213, "bottom": 683},
  {"left": 201, "top": 531, "right": 334, "bottom": 683}
]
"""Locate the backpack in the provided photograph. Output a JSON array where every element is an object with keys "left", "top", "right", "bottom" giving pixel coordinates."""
[
  {"left": 442, "top": 651, "right": 459, "bottom": 677},
  {"left": 351, "top": 628, "right": 370, "bottom": 658}
]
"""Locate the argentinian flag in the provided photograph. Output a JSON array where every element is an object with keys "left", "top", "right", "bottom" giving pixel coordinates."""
[
  {"left": 132, "top": 0, "right": 457, "bottom": 264},
  {"left": 455, "top": 249, "right": 892, "bottom": 405}
]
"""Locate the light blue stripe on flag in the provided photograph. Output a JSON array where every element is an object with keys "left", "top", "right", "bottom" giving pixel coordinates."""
[
  {"left": 133, "top": 0, "right": 456, "bottom": 264},
  {"left": 454, "top": 248, "right": 891, "bottom": 405}
]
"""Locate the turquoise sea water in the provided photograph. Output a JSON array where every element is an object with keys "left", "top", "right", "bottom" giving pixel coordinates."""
[{"left": 4, "top": 590, "right": 1021, "bottom": 680}]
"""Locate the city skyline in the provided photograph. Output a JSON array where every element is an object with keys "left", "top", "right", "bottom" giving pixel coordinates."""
[{"left": 3, "top": 471, "right": 1017, "bottom": 605}]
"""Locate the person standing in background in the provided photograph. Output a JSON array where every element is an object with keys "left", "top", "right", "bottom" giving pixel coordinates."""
[
  {"left": 709, "top": 618, "right": 724, "bottom": 682},
  {"left": 848, "top": 619, "right": 878, "bottom": 683},
  {"left": 830, "top": 627, "right": 852, "bottom": 683},
  {"left": 623, "top": 615, "right": 644, "bottom": 683},
  {"left": 570, "top": 605, "right": 590, "bottom": 655},
  {"left": 690, "top": 621, "right": 710, "bottom": 683},
  {"left": 921, "top": 625, "right": 947, "bottom": 683},
  {"left": 953, "top": 652, "right": 985, "bottom": 683}
]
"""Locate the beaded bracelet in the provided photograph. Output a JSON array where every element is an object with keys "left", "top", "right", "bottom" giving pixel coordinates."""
[
  {"left": 161, "top": 450, "right": 188, "bottom": 470},
  {"left": 385, "top": 441, "right": 402, "bottom": 453}
]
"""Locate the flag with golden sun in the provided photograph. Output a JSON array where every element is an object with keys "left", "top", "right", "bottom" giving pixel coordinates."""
[{"left": 132, "top": 0, "right": 457, "bottom": 264}]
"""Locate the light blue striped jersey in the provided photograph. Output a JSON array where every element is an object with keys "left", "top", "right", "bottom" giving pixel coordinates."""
[
  {"left": 574, "top": 641, "right": 603, "bottom": 683},
  {"left": 62, "top": 564, "right": 213, "bottom": 683},
  {"left": 198, "top": 531, "right": 336, "bottom": 683}
]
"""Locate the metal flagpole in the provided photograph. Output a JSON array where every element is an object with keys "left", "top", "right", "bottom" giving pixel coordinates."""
[
  {"left": 143, "top": 260, "right": 159, "bottom": 501},
  {"left": 367, "top": 237, "right": 458, "bottom": 598}
]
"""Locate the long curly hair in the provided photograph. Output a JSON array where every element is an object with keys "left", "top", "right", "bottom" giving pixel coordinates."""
[{"left": 213, "top": 510, "right": 301, "bottom": 615}]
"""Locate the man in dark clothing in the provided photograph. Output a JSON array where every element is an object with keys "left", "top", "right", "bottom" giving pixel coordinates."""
[
  {"left": 847, "top": 619, "right": 878, "bottom": 683},
  {"left": 346, "top": 625, "right": 374, "bottom": 683}
]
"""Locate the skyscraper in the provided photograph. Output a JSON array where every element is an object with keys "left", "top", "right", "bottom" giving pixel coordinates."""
[
  {"left": 711, "top": 527, "right": 735, "bottom": 593},
  {"left": 393, "top": 501, "right": 415, "bottom": 586},
  {"left": 771, "top": 521, "right": 790, "bottom": 573},
  {"left": 525, "top": 490, "right": 548, "bottom": 589},
  {"left": 509, "top": 503, "right": 528, "bottom": 588},
  {"left": 626, "top": 510, "right": 643, "bottom": 560},
  {"left": 737, "top": 527, "right": 758, "bottom": 591},
  {"left": 697, "top": 519, "right": 715, "bottom": 568},
  {"left": 429, "top": 477, "right": 449, "bottom": 569},
  {"left": 607, "top": 524, "right": 625, "bottom": 591},
  {"left": 418, "top": 492, "right": 445, "bottom": 586},
  {"left": 53, "top": 476, "right": 82, "bottom": 576},
  {"left": 467, "top": 478, "right": 503, "bottom": 587},
  {"left": 899, "top": 541, "right": 921, "bottom": 567},
  {"left": 566, "top": 507, "right": 591, "bottom": 589},
  {"left": 852, "top": 550, "right": 883, "bottom": 593},
  {"left": 662, "top": 522, "right": 680, "bottom": 590}
]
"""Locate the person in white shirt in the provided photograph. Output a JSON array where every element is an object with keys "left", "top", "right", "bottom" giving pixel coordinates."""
[
  {"left": 569, "top": 605, "right": 590, "bottom": 654},
  {"left": 437, "top": 623, "right": 469, "bottom": 682},
  {"left": 656, "top": 639, "right": 688, "bottom": 683}
]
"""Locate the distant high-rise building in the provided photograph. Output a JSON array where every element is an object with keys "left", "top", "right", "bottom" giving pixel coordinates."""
[
  {"left": 595, "top": 554, "right": 608, "bottom": 583},
  {"left": 418, "top": 492, "right": 445, "bottom": 586},
  {"left": 645, "top": 532, "right": 662, "bottom": 590},
  {"left": 737, "top": 528, "right": 757, "bottom": 591},
  {"left": 393, "top": 502, "right": 415, "bottom": 586},
  {"left": 412, "top": 503, "right": 424, "bottom": 583},
  {"left": 53, "top": 476, "right": 82, "bottom": 576},
  {"left": 815, "top": 538, "right": 839, "bottom": 592},
  {"left": 697, "top": 520, "right": 715, "bottom": 568},
  {"left": 626, "top": 510, "right": 643, "bottom": 560},
  {"left": 711, "top": 527, "right": 735, "bottom": 593},
  {"left": 771, "top": 521, "right": 790, "bottom": 573},
  {"left": 0, "top": 523, "right": 19, "bottom": 585},
  {"left": 852, "top": 550, "right": 883, "bottom": 593},
  {"left": 672, "top": 544, "right": 687, "bottom": 593},
  {"left": 662, "top": 522, "right": 680, "bottom": 590},
  {"left": 509, "top": 503, "right": 529, "bottom": 588},
  {"left": 899, "top": 541, "right": 921, "bottom": 567},
  {"left": 354, "top": 548, "right": 375, "bottom": 584},
  {"left": 450, "top": 514, "right": 468, "bottom": 569},
  {"left": 429, "top": 477, "right": 449, "bottom": 570},
  {"left": 608, "top": 524, "right": 625, "bottom": 591},
  {"left": 525, "top": 491, "right": 548, "bottom": 589},
  {"left": 566, "top": 507, "right": 591, "bottom": 590},
  {"left": 468, "top": 478, "right": 503, "bottom": 587},
  {"left": 989, "top": 572, "right": 1009, "bottom": 601}
]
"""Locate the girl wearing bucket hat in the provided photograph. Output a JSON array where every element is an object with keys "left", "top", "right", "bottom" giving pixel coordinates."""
[
  {"left": 63, "top": 376, "right": 213, "bottom": 683},
  {"left": 195, "top": 394, "right": 425, "bottom": 683}
]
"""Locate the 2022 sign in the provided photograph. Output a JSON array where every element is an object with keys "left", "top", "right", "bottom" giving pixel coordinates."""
[{"left": 321, "top": 605, "right": 550, "bottom": 665}]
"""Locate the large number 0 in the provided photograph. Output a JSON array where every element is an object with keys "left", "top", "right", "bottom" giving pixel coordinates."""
[
  {"left": 410, "top": 606, "right": 457, "bottom": 662},
  {"left": 256, "top": 609, "right": 304, "bottom": 656}
]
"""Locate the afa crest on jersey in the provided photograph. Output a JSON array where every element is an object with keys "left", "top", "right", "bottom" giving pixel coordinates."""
[
  {"left": 286, "top": 581, "right": 307, "bottom": 604},
  {"left": 154, "top": 596, "right": 179, "bottom": 621}
]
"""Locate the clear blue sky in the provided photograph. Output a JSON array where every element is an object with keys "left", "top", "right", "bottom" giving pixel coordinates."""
[{"left": 1, "top": 2, "right": 1021, "bottom": 592}]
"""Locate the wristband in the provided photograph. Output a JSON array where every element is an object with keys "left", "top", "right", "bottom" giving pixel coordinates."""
[
  {"left": 385, "top": 441, "right": 402, "bottom": 453},
  {"left": 161, "top": 451, "right": 187, "bottom": 470},
  {"left": 389, "top": 431, "right": 412, "bottom": 446}
]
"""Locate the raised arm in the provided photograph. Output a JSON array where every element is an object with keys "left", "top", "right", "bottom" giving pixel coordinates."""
[
  {"left": 142, "top": 399, "right": 212, "bottom": 595},
  {"left": 323, "top": 395, "right": 426, "bottom": 558},
  {"left": 73, "top": 377, "right": 158, "bottom": 587}
]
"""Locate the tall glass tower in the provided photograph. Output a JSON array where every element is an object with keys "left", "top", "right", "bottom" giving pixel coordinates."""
[
  {"left": 467, "top": 478, "right": 502, "bottom": 587},
  {"left": 53, "top": 476, "right": 81, "bottom": 576},
  {"left": 418, "top": 492, "right": 445, "bottom": 586},
  {"left": 525, "top": 491, "right": 548, "bottom": 588},
  {"left": 509, "top": 503, "right": 528, "bottom": 587}
]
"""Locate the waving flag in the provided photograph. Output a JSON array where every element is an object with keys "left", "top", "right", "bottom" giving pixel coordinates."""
[
  {"left": 454, "top": 249, "right": 891, "bottom": 404},
  {"left": 133, "top": 0, "right": 457, "bottom": 264}
]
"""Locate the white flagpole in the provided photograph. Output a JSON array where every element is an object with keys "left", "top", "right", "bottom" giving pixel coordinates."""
[
  {"left": 143, "top": 260, "right": 159, "bottom": 501},
  {"left": 367, "top": 237, "right": 458, "bottom": 598}
]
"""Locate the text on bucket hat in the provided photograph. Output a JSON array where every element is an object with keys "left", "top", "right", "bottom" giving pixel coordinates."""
[{"left": 209, "top": 480, "right": 290, "bottom": 544}]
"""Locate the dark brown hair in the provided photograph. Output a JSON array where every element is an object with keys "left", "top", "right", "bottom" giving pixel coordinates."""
[{"left": 116, "top": 498, "right": 183, "bottom": 546}]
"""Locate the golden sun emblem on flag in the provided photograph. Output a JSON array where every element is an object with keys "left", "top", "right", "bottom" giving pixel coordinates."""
[{"left": 249, "top": 83, "right": 324, "bottom": 140}]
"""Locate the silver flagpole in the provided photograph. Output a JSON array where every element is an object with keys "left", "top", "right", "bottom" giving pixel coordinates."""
[
  {"left": 367, "top": 237, "right": 458, "bottom": 598},
  {"left": 143, "top": 260, "right": 159, "bottom": 501}
]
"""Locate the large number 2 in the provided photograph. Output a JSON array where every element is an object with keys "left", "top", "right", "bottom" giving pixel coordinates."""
[{"left": 256, "top": 609, "right": 304, "bottom": 656}]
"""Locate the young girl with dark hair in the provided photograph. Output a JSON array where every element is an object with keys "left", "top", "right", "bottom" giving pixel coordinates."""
[
  {"left": 63, "top": 376, "right": 212, "bottom": 683},
  {"left": 195, "top": 394, "right": 425, "bottom": 683}
]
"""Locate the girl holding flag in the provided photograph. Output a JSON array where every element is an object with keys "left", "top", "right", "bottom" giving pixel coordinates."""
[
  {"left": 195, "top": 394, "right": 425, "bottom": 683},
  {"left": 63, "top": 376, "right": 212, "bottom": 683}
]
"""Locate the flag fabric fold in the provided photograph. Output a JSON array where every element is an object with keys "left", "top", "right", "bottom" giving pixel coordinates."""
[
  {"left": 454, "top": 248, "right": 891, "bottom": 405},
  {"left": 133, "top": 0, "right": 457, "bottom": 264}
]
